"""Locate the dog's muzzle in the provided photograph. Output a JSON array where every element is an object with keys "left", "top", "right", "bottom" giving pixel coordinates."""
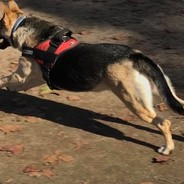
[{"left": 0, "top": 38, "right": 10, "bottom": 49}]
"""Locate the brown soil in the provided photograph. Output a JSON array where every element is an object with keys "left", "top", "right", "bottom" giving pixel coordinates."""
[{"left": 0, "top": 0, "right": 184, "bottom": 184}]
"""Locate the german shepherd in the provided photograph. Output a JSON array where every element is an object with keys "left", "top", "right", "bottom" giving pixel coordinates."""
[{"left": 0, "top": 0, "right": 184, "bottom": 155}]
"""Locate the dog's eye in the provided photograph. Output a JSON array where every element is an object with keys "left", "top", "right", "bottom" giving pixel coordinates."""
[
  {"left": 0, "top": 19, "right": 4, "bottom": 30},
  {"left": 0, "top": 13, "right": 5, "bottom": 29},
  {"left": 0, "top": 21, "right": 2, "bottom": 28}
]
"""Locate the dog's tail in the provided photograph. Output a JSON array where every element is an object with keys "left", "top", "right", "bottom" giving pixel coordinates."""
[{"left": 130, "top": 52, "right": 184, "bottom": 115}]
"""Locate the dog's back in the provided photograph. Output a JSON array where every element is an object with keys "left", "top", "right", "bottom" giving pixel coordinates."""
[{"left": 50, "top": 43, "right": 132, "bottom": 91}]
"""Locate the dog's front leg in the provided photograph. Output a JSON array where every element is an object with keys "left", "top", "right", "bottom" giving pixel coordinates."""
[
  {"left": 0, "top": 56, "right": 45, "bottom": 91},
  {"left": 0, "top": 56, "right": 30, "bottom": 90}
]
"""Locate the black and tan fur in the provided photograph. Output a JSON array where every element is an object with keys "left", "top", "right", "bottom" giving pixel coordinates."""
[{"left": 0, "top": 0, "right": 184, "bottom": 155}]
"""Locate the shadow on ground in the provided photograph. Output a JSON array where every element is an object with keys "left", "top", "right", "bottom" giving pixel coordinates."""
[{"left": 0, "top": 89, "right": 183, "bottom": 151}]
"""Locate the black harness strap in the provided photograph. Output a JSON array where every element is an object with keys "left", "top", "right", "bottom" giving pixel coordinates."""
[
  {"left": 22, "top": 29, "right": 73, "bottom": 89},
  {"left": 22, "top": 47, "right": 56, "bottom": 61},
  {"left": 22, "top": 47, "right": 58, "bottom": 89},
  {"left": 48, "top": 30, "right": 71, "bottom": 53}
]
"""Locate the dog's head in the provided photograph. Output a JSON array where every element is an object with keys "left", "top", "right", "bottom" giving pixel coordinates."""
[{"left": 0, "top": 0, "right": 23, "bottom": 49}]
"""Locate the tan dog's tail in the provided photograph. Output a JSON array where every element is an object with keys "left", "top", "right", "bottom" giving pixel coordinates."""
[{"left": 130, "top": 52, "right": 184, "bottom": 115}]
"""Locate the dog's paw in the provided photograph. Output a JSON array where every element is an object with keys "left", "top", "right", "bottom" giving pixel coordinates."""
[{"left": 157, "top": 145, "right": 174, "bottom": 155}]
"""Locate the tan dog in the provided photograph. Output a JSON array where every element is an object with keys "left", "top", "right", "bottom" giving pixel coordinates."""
[{"left": 0, "top": 0, "right": 184, "bottom": 155}]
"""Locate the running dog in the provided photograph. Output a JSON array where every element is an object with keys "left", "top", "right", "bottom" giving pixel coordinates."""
[{"left": 0, "top": 0, "right": 184, "bottom": 155}]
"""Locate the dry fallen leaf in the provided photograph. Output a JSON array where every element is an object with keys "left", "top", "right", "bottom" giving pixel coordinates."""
[
  {"left": 43, "top": 154, "right": 60, "bottom": 165},
  {"left": 0, "top": 124, "right": 22, "bottom": 134},
  {"left": 0, "top": 144, "right": 24, "bottom": 156},
  {"left": 156, "top": 103, "right": 168, "bottom": 112},
  {"left": 39, "top": 84, "right": 59, "bottom": 96},
  {"left": 23, "top": 165, "right": 55, "bottom": 178},
  {"left": 66, "top": 95, "right": 80, "bottom": 101},
  {"left": 152, "top": 155, "right": 170, "bottom": 163},
  {"left": 24, "top": 116, "right": 42, "bottom": 124},
  {"left": 42, "top": 169, "right": 55, "bottom": 178},
  {"left": 23, "top": 165, "right": 40, "bottom": 173},
  {"left": 43, "top": 150, "right": 74, "bottom": 165},
  {"left": 23, "top": 165, "right": 42, "bottom": 177}
]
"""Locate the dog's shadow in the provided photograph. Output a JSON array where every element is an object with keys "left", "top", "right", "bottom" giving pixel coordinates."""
[{"left": 0, "top": 89, "right": 183, "bottom": 152}]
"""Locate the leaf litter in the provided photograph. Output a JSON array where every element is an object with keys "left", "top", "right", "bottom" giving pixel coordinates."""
[
  {"left": 0, "top": 124, "right": 22, "bottom": 134},
  {"left": 22, "top": 149, "right": 74, "bottom": 178},
  {"left": 152, "top": 154, "right": 172, "bottom": 164},
  {"left": 43, "top": 150, "right": 75, "bottom": 165},
  {"left": 23, "top": 165, "right": 55, "bottom": 178},
  {"left": 0, "top": 144, "right": 24, "bottom": 156}
]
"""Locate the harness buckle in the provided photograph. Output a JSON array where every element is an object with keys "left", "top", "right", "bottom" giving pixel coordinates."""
[
  {"left": 62, "top": 36, "right": 70, "bottom": 42},
  {"left": 22, "top": 49, "right": 34, "bottom": 56}
]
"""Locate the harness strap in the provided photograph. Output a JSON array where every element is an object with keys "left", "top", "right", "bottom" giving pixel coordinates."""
[
  {"left": 48, "top": 34, "right": 70, "bottom": 53},
  {"left": 22, "top": 31, "right": 78, "bottom": 89},
  {"left": 22, "top": 47, "right": 58, "bottom": 89},
  {"left": 22, "top": 47, "right": 57, "bottom": 62}
]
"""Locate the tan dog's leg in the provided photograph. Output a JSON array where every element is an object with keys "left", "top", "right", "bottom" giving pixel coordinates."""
[
  {"left": 152, "top": 118, "right": 174, "bottom": 155},
  {"left": 105, "top": 61, "right": 174, "bottom": 155},
  {"left": 0, "top": 56, "right": 45, "bottom": 91}
]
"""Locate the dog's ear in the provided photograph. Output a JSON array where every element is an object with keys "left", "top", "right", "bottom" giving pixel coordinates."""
[
  {"left": 8, "top": 0, "right": 23, "bottom": 15},
  {"left": 0, "top": 2, "right": 11, "bottom": 16}
]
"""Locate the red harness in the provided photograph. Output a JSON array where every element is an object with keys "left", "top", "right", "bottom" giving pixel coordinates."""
[
  {"left": 35, "top": 37, "right": 78, "bottom": 65},
  {"left": 22, "top": 34, "right": 79, "bottom": 89}
]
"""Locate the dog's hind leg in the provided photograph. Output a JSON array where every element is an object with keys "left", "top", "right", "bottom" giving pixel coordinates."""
[{"left": 105, "top": 61, "right": 174, "bottom": 155}]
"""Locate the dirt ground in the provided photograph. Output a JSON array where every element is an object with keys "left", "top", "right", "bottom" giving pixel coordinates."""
[{"left": 0, "top": 0, "right": 184, "bottom": 183}]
